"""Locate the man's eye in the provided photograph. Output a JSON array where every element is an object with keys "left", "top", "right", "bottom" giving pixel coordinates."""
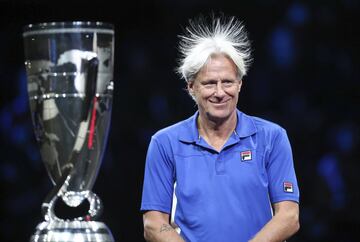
[{"left": 223, "top": 80, "right": 234, "bottom": 86}]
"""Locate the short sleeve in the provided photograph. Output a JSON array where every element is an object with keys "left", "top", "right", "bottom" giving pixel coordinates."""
[
  {"left": 267, "top": 128, "right": 300, "bottom": 204},
  {"left": 140, "top": 136, "right": 175, "bottom": 214}
]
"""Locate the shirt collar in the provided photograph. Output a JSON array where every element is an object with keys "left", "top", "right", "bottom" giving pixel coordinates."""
[
  {"left": 178, "top": 109, "right": 257, "bottom": 143},
  {"left": 234, "top": 109, "right": 257, "bottom": 138},
  {"left": 178, "top": 111, "right": 200, "bottom": 143}
]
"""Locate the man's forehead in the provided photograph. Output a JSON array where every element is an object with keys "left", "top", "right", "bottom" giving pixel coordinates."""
[
  {"left": 198, "top": 55, "right": 237, "bottom": 73},
  {"left": 196, "top": 67, "right": 238, "bottom": 81}
]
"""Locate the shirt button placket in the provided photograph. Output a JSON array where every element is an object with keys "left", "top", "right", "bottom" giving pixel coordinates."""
[{"left": 215, "top": 152, "right": 226, "bottom": 175}]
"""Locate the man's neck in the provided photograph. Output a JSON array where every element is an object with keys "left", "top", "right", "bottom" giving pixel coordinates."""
[{"left": 197, "top": 111, "right": 237, "bottom": 151}]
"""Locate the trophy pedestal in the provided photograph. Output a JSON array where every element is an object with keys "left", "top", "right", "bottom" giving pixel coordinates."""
[{"left": 30, "top": 220, "right": 114, "bottom": 242}]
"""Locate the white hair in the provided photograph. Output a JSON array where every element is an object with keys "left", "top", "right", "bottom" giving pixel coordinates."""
[{"left": 176, "top": 15, "right": 252, "bottom": 82}]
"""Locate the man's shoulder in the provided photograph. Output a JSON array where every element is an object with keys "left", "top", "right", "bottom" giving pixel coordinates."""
[
  {"left": 252, "top": 115, "right": 282, "bottom": 129},
  {"left": 245, "top": 113, "right": 285, "bottom": 134},
  {"left": 152, "top": 115, "right": 193, "bottom": 140}
]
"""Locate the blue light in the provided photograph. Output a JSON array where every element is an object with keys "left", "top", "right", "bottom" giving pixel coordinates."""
[
  {"left": 26, "top": 145, "right": 41, "bottom": 163},
  {"left": 18, "top": 68, "right": 28, "bottom": 96},
  {"left": 12, "top": 69, "right": 29, "bottom": 115},
  {"left": 317, "top": 154, "right": 346, "bottom": 209},
  {"left": 269, "top": 27, "right": 294, "bottom": 69},
  {"left": 149, "top": 94, "right": 169, "bottom": 122},
  {"left": 10, "top": 124, "right": 29, "bottom": 145},
  {"left": 287, "top": 2, "right": 309, "bottom": 26},
  {"left": 336, "top": 126, "right": 354, "bottom": 153},
  {"left": 11, "top": 97, "right": 28, "bottom": 115},
  {"left": 0, "top": 163, "right": 17, "bottom": 183},
  {"left": 0, "top": 109, "right": 12, "bottom": 134}
]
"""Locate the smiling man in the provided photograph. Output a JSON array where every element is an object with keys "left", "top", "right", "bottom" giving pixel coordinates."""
[{"left": 141, "top": 14, "right": 300, "bottom": 242}]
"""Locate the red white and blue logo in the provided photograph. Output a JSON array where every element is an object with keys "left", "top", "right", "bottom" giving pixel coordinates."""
[
  {"left": 240, "top": 150, "right": 252, "bottom": 161},
  {"left": 283, "top": 182, "right": 294, "bottom": 193}
]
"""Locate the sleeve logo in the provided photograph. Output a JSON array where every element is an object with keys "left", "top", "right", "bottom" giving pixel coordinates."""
[{"left": 283, "top": 182, "right": 294, "bottom": 193}]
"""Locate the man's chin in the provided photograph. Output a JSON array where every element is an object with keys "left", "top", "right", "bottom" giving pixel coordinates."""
[{"left": 205, "top": 110, "right": 231, "bottom": 122}]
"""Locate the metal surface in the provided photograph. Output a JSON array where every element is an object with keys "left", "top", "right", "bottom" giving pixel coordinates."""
[
  {"left": 30, "top": 221, "right": 114, "bottom": 242},
  {"left": 23, "top": 21, "right": 115, "bottom": 241}
]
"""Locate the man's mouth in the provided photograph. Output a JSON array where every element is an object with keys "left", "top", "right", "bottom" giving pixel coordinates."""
[{"left": 209, "top": 99, "right": 230, "bottom": 105}]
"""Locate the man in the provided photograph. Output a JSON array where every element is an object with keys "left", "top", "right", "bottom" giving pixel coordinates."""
[{"left": 141, "top": 14, "right": 300, "bottom": 242}]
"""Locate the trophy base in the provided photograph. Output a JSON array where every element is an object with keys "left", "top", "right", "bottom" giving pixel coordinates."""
[{"left": 30, "top": 220, "right": 114, "bottom": 242}]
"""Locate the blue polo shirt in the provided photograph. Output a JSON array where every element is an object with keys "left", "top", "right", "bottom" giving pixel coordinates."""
[{"left": 141, "top": 110, "right": 299, "bottom": 242}]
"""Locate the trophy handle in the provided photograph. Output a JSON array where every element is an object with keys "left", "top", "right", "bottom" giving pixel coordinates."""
[{"left": 41, "top": 171, "right": 103, "bottom": 222}]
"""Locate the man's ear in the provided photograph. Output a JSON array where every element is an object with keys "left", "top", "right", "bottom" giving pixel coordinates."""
[
  {"left": 238, "top": 79, "right": 242, "bottom": 92},
  {"left": 187, "top": 80, "right": 195, "bottom": 96}
]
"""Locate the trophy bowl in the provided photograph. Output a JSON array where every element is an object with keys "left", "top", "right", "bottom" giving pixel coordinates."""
[{"left": 23, "top": 21, "right": 115, "bottom": 242}]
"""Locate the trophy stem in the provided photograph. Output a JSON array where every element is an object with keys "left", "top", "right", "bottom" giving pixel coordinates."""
[{"left": 41, "top": 166, "right": 72, "bottom": 221}]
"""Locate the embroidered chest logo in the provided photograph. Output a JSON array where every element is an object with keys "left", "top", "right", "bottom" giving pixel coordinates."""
[
  {"left": 240, "top": 150, "right": 252, "bottom": 161},
  {"left": 283, "top": 182, "right": 294, "bottom": 193}
]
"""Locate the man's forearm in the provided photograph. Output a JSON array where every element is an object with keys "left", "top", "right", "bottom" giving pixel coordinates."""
[
  {"left": 144, "top": 223, "right": 185, "bottom": 242},
  {"left": 249, "top": 209, "right": 299, "bottom": 242}
]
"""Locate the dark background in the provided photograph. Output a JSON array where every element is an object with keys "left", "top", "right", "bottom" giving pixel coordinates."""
[{"left": 0, "top": 1, "right": 359, "bottom": 241}]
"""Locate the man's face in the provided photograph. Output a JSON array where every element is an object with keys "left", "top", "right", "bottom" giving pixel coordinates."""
[{"left": 188, "top": 54, "right": 242, "bottom": 123}]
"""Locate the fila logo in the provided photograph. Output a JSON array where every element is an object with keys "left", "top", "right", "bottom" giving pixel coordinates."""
[
  {"left": 283, "top": 182, "right": 294, "bottom": 193},
  {"left": 240, "top": 150, "right": 252, "bottom": 161}
]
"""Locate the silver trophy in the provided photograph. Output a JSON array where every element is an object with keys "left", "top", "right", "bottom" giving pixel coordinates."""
[{"left": 22, "top": 21, "right": 115, "bottom": 242}]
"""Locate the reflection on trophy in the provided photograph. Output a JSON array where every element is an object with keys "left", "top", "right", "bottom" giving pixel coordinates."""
[{"left": 23, "top": 21, "right": 115, "bottom": 242}]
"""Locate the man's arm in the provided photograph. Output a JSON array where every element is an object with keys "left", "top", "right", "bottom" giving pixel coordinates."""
[
  {"left": 143, "top": 210, "right": 185, "bottom": 242},
  {"left": 249, "top": 201, "right": 300, "bottom": 242}
]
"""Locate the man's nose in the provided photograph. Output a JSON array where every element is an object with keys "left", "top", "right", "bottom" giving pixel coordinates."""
[{"left": 214, "top": 82, "right": 225, "bottom": 96}]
